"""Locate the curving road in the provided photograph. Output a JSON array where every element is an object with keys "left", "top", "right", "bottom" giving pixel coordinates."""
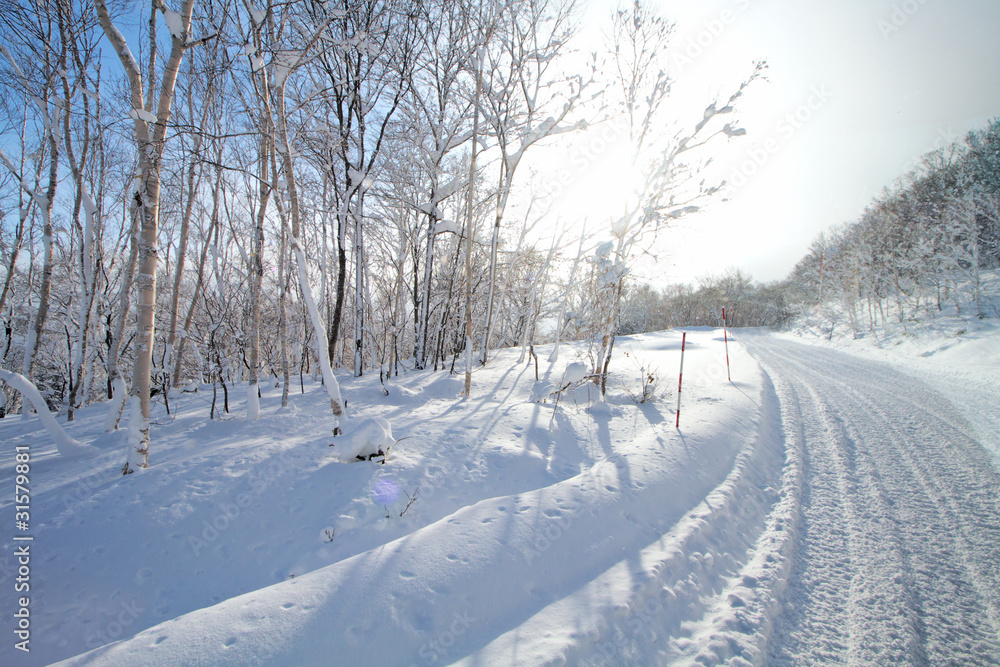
[{"left": 741, "top": 333, "right": 1000, "bottom": 666}]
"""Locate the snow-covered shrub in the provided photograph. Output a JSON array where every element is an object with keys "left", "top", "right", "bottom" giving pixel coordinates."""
[{"left": 330, "top": 417, "right": 395, "bottom": 463}]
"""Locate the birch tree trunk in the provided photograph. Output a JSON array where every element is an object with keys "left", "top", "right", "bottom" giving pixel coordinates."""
[
  {"left": 57, "top": 17, "right": 100, "bottom": 421},
  {"left": 478, "top": 170, "right": 507, "bottom": 366},
  {"left": 0, "top": 201, "right": 29, "bottom": 323},
  {"left": 14, "top": 129, "right": 56, "bottom": 383},
  {"left": 104, "top": 201, "right": 139, "bottom": 432},
  {"left": 353, "top": 200, "right": 366, "bottom": 377},
  {"left": 415, "top": 192, "right": 437, "bottom": 369},
  {"left": 172, "top": 156, "right": 222, "bottom": 387},
  {"left": 271, "top": 57, "right": 345, "bottom": 432},
  {"left": 277, "top": 217, "right": 291, "bottom": 408},
  {"left": 247, "top": 132, "right": 270, "bottom": 421},
  {"left": 95, "top": 0, "right": 198, "bottom": 472},
  {"left": 462, "top": 49, "right": 483, "bottom": 399}
]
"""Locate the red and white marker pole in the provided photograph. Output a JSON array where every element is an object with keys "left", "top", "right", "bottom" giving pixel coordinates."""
[
  {"left": 676, "top": 331, "right": 687, "bottom": 429},
  {"left": 722, "top": 307, "right": 731, "bottom": 383}
]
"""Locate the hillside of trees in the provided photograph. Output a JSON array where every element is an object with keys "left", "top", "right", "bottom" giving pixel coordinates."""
[
  {"left": 618, "top": 268, "right": 792, "bottom": 333},
  {"left": 618, "top": 117, "right": 1000, "bottom": 336},
  {"left": 784, "top": 119, "right": 1000, "bottom": 333}
]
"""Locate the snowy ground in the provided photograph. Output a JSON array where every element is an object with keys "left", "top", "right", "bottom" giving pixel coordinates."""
[{"left": 2, "top": 326, "right": 999, "bottom": 665}]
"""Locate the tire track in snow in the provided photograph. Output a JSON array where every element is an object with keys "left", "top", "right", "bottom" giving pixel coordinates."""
[
  {"left": 838, "top": 382, "right": 1000, "bottom": 663},
  {"left": 661, "top": 372, "right": 803, "bottom": 666},
  {"left": 765, "top": 373, "right": 857, "bottom": 665},
  {"left": 796, "top": 346, "right": 1000, "bottom": 660},
  {"left": 743, "top": 334, "right": 1000, "bottom": 666},
  {"left": 802, "top": 380, "right": 926, "bottom": 665}
]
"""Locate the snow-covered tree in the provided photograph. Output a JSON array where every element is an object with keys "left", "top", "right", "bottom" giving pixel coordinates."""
[
  {"left": 590, "top": 0, "right": 763, "bottom": 393},
  {"left": 94, "top": 0, "right": 202, "bottom": 472}
]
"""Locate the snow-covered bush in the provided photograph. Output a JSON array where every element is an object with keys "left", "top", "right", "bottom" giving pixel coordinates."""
[{"left": 330, "top": 417, "right": 396, "bottom": 463}]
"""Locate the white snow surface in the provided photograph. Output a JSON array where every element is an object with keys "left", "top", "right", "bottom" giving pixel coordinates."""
[
  {"left": 2, "top": 329, "right": 998, "bottom": 666},
  {"left": 161, "top": 6, "right": 184, "bottom": 41},
  {"left": 127, "top": 108, "right": 157, "bottom": 124}
]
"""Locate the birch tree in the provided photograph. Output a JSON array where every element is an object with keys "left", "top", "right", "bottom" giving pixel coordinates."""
[
  {"left": 164, "top": 46, "right": 224, "bottom": 400},
  {"left": 94, "top": 0, "right": 205, "bottom": 472},
  {"left": 306, "top": 0, "right": 420, "bottom": 377},
  {"left": 243, "top": 0, "right": 346, "bottom": 432},
  {"left": 55, "top": 1, "right": 106, "bottom": 420},
  {"left": 0, "top": 39, "right": 62, "bottom": 384},
  {"left": 404, "top": 0, "right": 477, "bottom": 370}
]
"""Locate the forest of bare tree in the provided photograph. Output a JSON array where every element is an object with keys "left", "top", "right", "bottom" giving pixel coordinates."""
[{"left": 0, "top": 0, "right": 764, "bottom": 469}]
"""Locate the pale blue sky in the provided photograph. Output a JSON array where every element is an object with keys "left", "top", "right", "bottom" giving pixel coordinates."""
[{"left": 546, "top": 0, "right": 1000, "bottom": 284}]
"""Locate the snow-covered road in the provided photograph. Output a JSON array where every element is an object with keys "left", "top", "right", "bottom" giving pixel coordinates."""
[{"left": 741, "top": 333, "right": 1000, "bottom": 665}]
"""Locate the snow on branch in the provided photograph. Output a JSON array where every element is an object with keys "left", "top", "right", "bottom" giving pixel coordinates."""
[
  {"left": 128, "top": 108, "right": 158, "bottom": 124},
  {"left": 93, "top": 0, "right": 143, "bottom": 86},
  {"left": 161, "top": 3, "right": 186, "bottom": 41},
  {"left": 0, "top": 371, "right": 96, "bottom": 458},
  {"left": 0, "top": 148, "right": 45, "bottom": 206}
]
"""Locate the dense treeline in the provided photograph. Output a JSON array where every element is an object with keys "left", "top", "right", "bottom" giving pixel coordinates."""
[
  {"left": 619, "top": 268, "right": 792, "bottom": 333},
  {"left": 0, "top": 0, "right": 760, "bottom": 466},
  {"left": 785, "top": 119, "right": 1000, "bottom": 331}
]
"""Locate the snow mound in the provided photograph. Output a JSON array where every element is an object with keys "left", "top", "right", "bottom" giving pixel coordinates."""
[
  {"left": 330, "top": 417, "right": 394, "bottom": 462},
  {"left": 588, "top": 399, "right": 613, "bottom": 417},
  {"left": 531, "top": 380, "right": 555, "bottom": 402},
  {"left": 563, "top": 361, "right": 588, "bottom": 384}
]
